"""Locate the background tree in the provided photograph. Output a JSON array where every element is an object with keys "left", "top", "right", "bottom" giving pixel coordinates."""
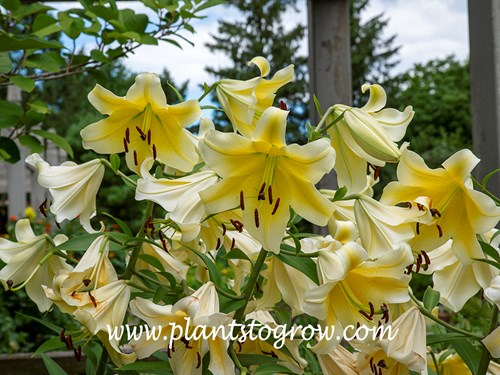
[{"left": 205, "top": 0, "right": 308, "bottom": 143}]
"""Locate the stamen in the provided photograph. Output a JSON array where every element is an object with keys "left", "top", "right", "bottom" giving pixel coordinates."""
[
  {"left": 258, "top": 183, "right": 266, "bottom": 201},
  {"left": 402, "top": 201, "right": 412, "bottom": 209},
  {"left": 71, "top": 291, "right": 76, "bottom": 297},
  {"left": 196, "top": 352, "right": 202, "bottom": 369},
  {"left": 240, "top": 191, "right": 245, "bottom": 210},
  {"left": 381, "top": 303, "right": 389, "bottom": 323},
  {"left": 83, "top": 279, "right": 91, "bottom": 287},
  {"left": 370, "top": 357, "right": 375, "bottom": 372},
  {"left": 216, "top": 238, "right": 221, "bottom": 250},
  {"left": 377, "top": 359, "right": 387, "bottom": 368},
  {"left": 39, "top": 199, "right": 47, "bottom": 217},
  {"left": 436, "top": 224, "right": 443, "bottom": 237},
  {"left": 415, "top": 254, "right": 422, "bottom": 273},
  {"left": 221, "top": 223, "right": 227, "bottom": 236},
  {"left": 416, "top": 222, "right": 420, "bottom": 235},
  {"left": 405, "top": 264, "right": 413, "bottom": 275},
  {"left": 254, "top": 209, "right": 260, "bottom": 228},
  {"left": 136, "top": 126, "right": 146, "bottom": 140},
  {"left": 147, "top": 129, "right": 151, "bottom": 145},
  {"left": 74, "top": 345, "right": 82, "bottom": 362},
  {"left": 237, "top": 341, "right": 242, "bottom": 352},
  {"left": 133, "top": 150, "right": 138, "bottom": 166},
  {"left": 181, "top": 337, "right": 193, "bottom": 349},
  {"left": 88, "top": 291, "right": 97, "bottom": 308},
  {"left": 230, "top": 219, "right": 244, "bottom": 233},
  {"left": 167, "top": 346, "right": 172, "bottom": 358},
  {"left": 60, "top": 328, "right": 66, "bottom": 343},
  {"left": 374, "top": 166, "right": 381, "bottom": 180},
  {"left": 123, "top": 138, "right": 129, "bottom": 153},
  {"left": 421, "top": 250, "right": 430, "bottom": 265},
  {"left": 153, "top": 144, "right": 157, "bottom": 160},
  {"left": 6, "top": 279, "right": 13, "bottom": 288},
  {"left": 367, "top": 163, "right": 371, "bottom": 174},
  {"left": 67, "top": 335, "right": 73, "bottom": 350},
  {"left": 268, "top": 185, "right": 273, "bottom": 204},
  {"left": 271, "top": 198, "right": 280, "bottom": 215},
  {"left": 279, "top": 100, "right": 287, "bottom": 110},
  {"left": 359, "top": 310, "right": 373, "bottom": 321},
  {"left": 230, "top": 238, "right": 235, "bottom": 250},
  {"left": 416, "top": 203, "right": 424, "bottom": 211},
  {"left": 430, "top": 208, "right": 441, "bottom": 218},
  {"left": 125, "top": 127, "right": 130, "bottom": 143},
  {"left": 369, "top": 301, "right": 374, "bottom": 317}
]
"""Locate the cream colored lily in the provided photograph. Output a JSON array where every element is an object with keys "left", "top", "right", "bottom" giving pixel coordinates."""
[
  {"left": 26, "top": 153, "right": 105, "bottom": 233},
  {"left": 327, "top": 84, "right": 414, "bottom": 193},
  {"left": 304, "top": 242, "right": 413, "bottom": 353},
  {"left": 200, "top": 107, "right": 335, "bottom": 253},
  {"left": 381, "top": 144, "right": 500, "bottom": 263},
  {"left": 129, "top": 282, "right": 234, "bottom": 375},
  {"left": 0, "top": 219, "right": 70, "bottom": 312},
  {"left": 316, "top": 345, "right": 359, "bottom": 375},
  {"left": 216, "top": 56, "right": 294, "bottom": 137},
  {"left": 483, "top": 326, "right": 500, "bottom": 358},
  {"left": 81, "top": 73, "right": 202, "bottom": 173},
  {"left": 485, "top": 275, "right": 500, "bottom": 309}
]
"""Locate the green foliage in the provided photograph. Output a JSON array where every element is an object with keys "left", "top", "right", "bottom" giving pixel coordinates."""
[{"left": 205, "top": 0, "right": 309, "bottom": 143}]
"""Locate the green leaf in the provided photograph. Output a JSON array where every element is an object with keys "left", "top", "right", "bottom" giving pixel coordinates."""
[
  {"left": 19, "top": 135, "right": 44, "bottom": 154},
  {"left": 0, "top": 100, "right": 23, "bottom": 128},
  {"left": 116, "top": 361, "right": 173, "bottom": 373},
  {"left": 10, "top": 75, "right": 35, "bottom": 92},
  {"left": 276, "top": 252, "right": 319, "bottom": 285},
  {"left": 195, "top": 0, "right": 225, "bottom": 12},
  {"left": 12, "top": 3, "right": 52, "bottom": 18},
  {"left": 109, "top": 154, "right": 121, "bottom": 172},
  {"left": 138, "top": 253, "right": 166, "bottom": 272},
  {"left": 0, "top": 136, "right": 20, "bottom": 163},
  {"left": 153, "top": 285, "right": 170, "bottom": 303},
  {"left": 423, "top": 286, "right": 441, "bottom": 311},
  {"left": 255, "top": 363, "right": 296, "bottom": 374},
  {"left": 474, "top": 257, "right": 500, "bottom": 271},
  {"left": 102, "top": 211, "right": 132, "bottom": 237},
  {"left": 16, "top": 312, "right": 61, "bottom": 333},
  {"left": 54, "top": 233, "right": 102, "bottom": 252},
  {"left": 90, "top": 49, "right": 108, "bottom": 63},
  {"left": 190, "top": 249, "right": 221, "bottom": 285},
  {"left": 33, "top": 336, "right": 66, "bottom": 356},
  {"left": 451, "top": 339, "right": 480, "bottom": 374},
  {"left": 333, "top": 186, "right": 348, "bottom": 201},
  {"left": 482, "top": 168, "right": 500, "bottom": 187},
  {"left": 479, "top": 240, "right": 500, "bottom": 262},
  {"left": 166, "top": 81, "right": 183, "bottom": 102},
  {"left": 0, "top": 34, "right": 63, "bottom": 52},
  {"left": 219, "top": 296, "right": 246, "bottom": 314},
  {"left": 426, "top": 333, "right": 468, "bottom": 345},
  {"left": 25, "top": 52, "right": 64, "bottom": 73},
  {"left": 313, "top": 94, "right": 323, "bottom": 117},
  {"left": 32, "top": 13, "right": 58, "bottom": 33},
  {"left": 237, "top": 354, "right": 279, "bottom": 366},
  {"left": 222, "top": 248, "right": 251, "bottom": 262},
  {"left": 32, "top": 129, "right": 73, "bottom": 158},
  {"left": 40, "top": 354, "right": 68, "bottom": 375},
  {"left": 0, "top": 52, "right": 12, "bottom": 73}
]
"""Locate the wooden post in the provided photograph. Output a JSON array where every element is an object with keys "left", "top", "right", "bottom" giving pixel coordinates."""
[
  {"left": 468, "top": 0, "right": 500, "bottom": 196},
  {"left": 308, "top": 0, "right": 352, "bottom": 233}
]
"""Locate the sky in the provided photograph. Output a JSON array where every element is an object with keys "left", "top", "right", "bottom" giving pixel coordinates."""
[{"left": 48, "top": 0, "right": 470, "bottom": 99}]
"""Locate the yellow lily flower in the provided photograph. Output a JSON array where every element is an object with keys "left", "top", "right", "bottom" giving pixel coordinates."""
[
  {"left": 327, "top": 84, "right": 414, "bottom": 193},
  {"left": 81, "top": 73, "right": 202, "bottom": 173},
  {"left": 0, "top": 219, "right": 70, "bottom": 312},
  {"left": 129, "top": 282, "right": 234, "bottom": 375},
  {"left": 317, "top": 345, "right": 359, "bottom": 375},
  {"left": 428, "top": 353, "right": 471, "bottom": 375},
  {"left": 26, "top": 153, "right": 105, "bottom": 232},
  {"left": 199, "top": 107, "right": 335, "bottom": 253},
  {"left": 304, "top": 242, "right": 413, "bottom": 353},
  {"left": 483, "top": 326, "right": 500, "bottom": 358},
  {"left": 217, "top": 56, "right": 294, "bottom": 138},
  {"left": 381, "top": 144, "right": 500, "bottom": 263}
]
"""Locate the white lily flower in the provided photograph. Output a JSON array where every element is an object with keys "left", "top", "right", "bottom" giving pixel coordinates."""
[{"left": 26, "top": 153, "right": 105, "bottom": 232}]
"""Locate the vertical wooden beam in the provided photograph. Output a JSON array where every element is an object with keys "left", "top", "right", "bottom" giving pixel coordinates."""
[
  {"left": 469, "top": 0, "right": 500, "bottom": 196},
  {"left": 6, "top": 85, "right": 27, "bottom": 219},
  {"left": 308, "top": 0, "right": 352, "bottom": 233}
]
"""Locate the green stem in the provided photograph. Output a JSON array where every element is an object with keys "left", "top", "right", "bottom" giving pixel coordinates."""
[
  {"left": 228, "top": 344, "right": 247, "bottom": 375},
  {"left": 279, "top": 248, "right": 319, "bottom": 258},
  {"left": 477, "top": 304, "right": 498, "bottom": 375},
  {"left": 233, "top": 249, "right": 269, "bottom": 323},
  {"left": 122, "top": 201, "right": 154, "bottom": 280},
  {"left": 410, "top": 293, "right": 482, "bottom": 340},
  {"left": 198, "top": 82, "right": 218, "bottom": 102},
  {"left": 472, "top": 176, "right": 500, "bottom": 205},
  {"left": 313, "top": 106, "right": 336, "bottom": 133},
  {"left": 430, "top": 350, "right": 441, "bottom": 375},
  {"left": 100, "top": 159, "right": 137, "bottom": 187},
  {"left": 95, "top": 348, "right": 109, "bottom": 375},
  {"left": 126, "top": 280, "right": 155, "bottom": 294},
  {"left": 215, "top": 285, "right": 245, "bottom": 300}
]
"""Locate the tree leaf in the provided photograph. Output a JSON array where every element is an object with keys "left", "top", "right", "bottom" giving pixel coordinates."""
[
  {"left": 0, "top": 34, "right": 63, "bottom": 52},
  {"left": 10, "top": 75, "right": 35, "bottom": 92},
  {"left": 32, "top": 129, "right": 74, "bottom": 158},
  {"left": 0, "top": 136, "right": 20, "bottom": 163},
  {"left": 19, "top": 135, "right": 44, "bottom": 153},
  {"left": 0, "top": 52, "right": 12, "bottom": 73}
]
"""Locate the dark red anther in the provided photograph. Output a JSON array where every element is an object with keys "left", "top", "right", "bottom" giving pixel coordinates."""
[
  {"left": 367, "top": 163, "right": 371, "bottom": 174},
  {"left": 369, "top": 301, "right": 374, "bottom": 317},
  {"left": 268, "top": 185, "right": 273, "bottom": 204},
  {"left": 405, "top": 264, "right": 413, "bottom": 275},
  {"left": 6, "top": 279, "right": 13, "bottom": 288},
  {"left": 370, "top": 357, "right": 375, "bottom": 372},
  {"left": 279, "top": 100, "right": 287, "bottom": 110},
  {"left": 39, "top": 199, "right": 48, "bottom": 217},
  {"left": 239, "top": 190, "right": 245, "bottom": 210},
  {"left": 430, "top": 208, "right": 441, "bottom": 218},
  {"left": 55, "top": 220, "right": 61, "bottom": 229},
  {"left": 67, "top": 335, "right": 74, "bottom": 350},
  {"left": 254, "top": 208, "right": 260, "bottom": 228},
  {"left": 415, "top": 254, "right": 422, "bottom": 273},
  {"left": 181, "top": 336, "right": 193, "bottom": 349},
  {"left": 88, "top": 291, "right": 97, "bottom": 308},
  {"left": 378, "top": 359, "right": 387, "bottom": 369},
  {"left": 230, "top": 238, "right": 235, "bottom": 250},
  {"left": 71, "top": 291, "right": 76, "bottom": 297},
  {"left": 258, "top": 183, "right": 266, "bottom": 201},
  {"left": 196, "top": 352, "right": 202, "bottom": 369},
  {"left": 271, "top": 198, "right": 280, "bottom": 215},
  {"left": 216, "top": 237, "right": 221, "bottom": 250},
  {"left": 359, "top": 309, "right": 373, "bottom": 321},
  {"left": 230, "top": 219, "right": 244, "bottom": 233},
  {"left": 221, "top": 223, "right": 227, "bottom": 236},
  {"left": 123, "top": 138, "right": 129, "bottom": 153},
  {"left": 416, "top": 222, "right": 420, "bottom": 235},
  {"left": 74, "top": 345, "right": 82, "bottom": 362},
  {"left": 153, "top": 144, "right": 157, "bottom": 160},
  {"left": 356, "top": 322, "right": 361, "bottom": 329},
  {"left": 136, "top": 126, "right": 146, "bottom": 140},
  {"left": 133, "top": 150, "right": 138, "bottom": 166},
  {"left": 167, "top": 345, "right": 172, "bottom": 358},
  {"left": 83, "top": 279, "right": 91, "bottom": 287},
  {"left": 125, "top": 127, "right": 130, "bottom": 143},
  {"left": 416, "top": 203, "right": 424, "bottom": 211},
  {"left": 381, "top": 303, "right": 389, "bottom": 323},
  {"left": 374, "top": 166, "right": 381, "bottom": 180},
  {"left": 436, "top": 224, "right": 443, "bottom": 238},
  {"left": 60, "top": 328, "right": 66, "bottom": 343},
  {"left": 237, "top": 341, "right": 242, "bottom": 352},
  {"left": 402, "top": 201, "right": 412, "bottom": 209},
  {"left": 147, "top": 129, "right": 151, "bottom": 145},
  {"left": 421, "top": 250, "right": 430, "bottom": 265}
]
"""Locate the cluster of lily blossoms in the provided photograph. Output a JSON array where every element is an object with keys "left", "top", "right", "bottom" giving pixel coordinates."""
[{"left": 1, "top": 56, "right": 499, "bottom": 375}]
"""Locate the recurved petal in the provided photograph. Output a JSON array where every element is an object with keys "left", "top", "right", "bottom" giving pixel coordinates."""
[
  {"left": 464, "top": 188, "right": 500, "bottom": 234},
  {"left": 125, "top": 73, "right": 167, "bottom": 109},
  {"left": 249, "top": 56, "right": 271, "bottom": 77},
  {"left": 288, "top": 177, "right": 335, "bottom": 226},
  {"left": 371, "top": 106, "right": 414, "bottom": 142},
  {"left": 14, "top": 218, "right": 37, "bottom": 243},
  {"left": 167, "top": 99, "right": 203, "bottom": 128},
  {"left": 88, "top": 84, "right": 125, "bottom": 115},
  {"left": 252, "top": 107, "right": 288, "bottom": 148},
  {"left": 442, "top": 148, "right": 480, "bottom": 182},
  {"left": 360, "top": 83, "right": 387, "bottom": 113}
]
